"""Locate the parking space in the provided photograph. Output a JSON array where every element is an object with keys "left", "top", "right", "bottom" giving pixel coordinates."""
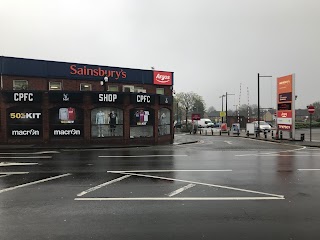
[{"left": 1, "top": 138, "right": 320, "bottom": 239}]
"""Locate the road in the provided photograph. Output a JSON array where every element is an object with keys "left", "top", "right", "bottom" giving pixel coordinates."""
[{"left": 1, "top": 135, "right": 320, "bottom": 239}]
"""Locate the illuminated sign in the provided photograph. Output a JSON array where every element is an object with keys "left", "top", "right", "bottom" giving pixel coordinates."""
[{"left": 153, "top": 71, "right": 173, "bottom": 85}]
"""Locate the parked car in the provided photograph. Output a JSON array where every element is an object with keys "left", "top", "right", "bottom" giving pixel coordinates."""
[
  {"left": 252, "top": 121, "right": 272, "bottom": 132},
  {"left": 197, "top": 118, "right": 214, "bottom": 128}
]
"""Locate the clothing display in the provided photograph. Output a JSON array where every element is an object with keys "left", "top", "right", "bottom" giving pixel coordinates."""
[
  {"left": 144, "top": 111, "right": 149, "bottom": 122},
  {"left": 95, "top": 111, "right": 106, "bottom": 125},
  {"left": 59, "top": 107, "right": 76, "bottom": 123}
]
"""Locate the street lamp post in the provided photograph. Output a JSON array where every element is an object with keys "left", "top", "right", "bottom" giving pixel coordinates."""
[
  {"left": 257, "top": 73, "right": 272, "bottom": 136},
  {"left": 219, "top": 94, "right": 226, "bottom": 123},
  {"left": 225, "top": 92, "right": 235, "bottom": 127},
  {"left": 100, "top": 76, "right": 109, "bottom": 91}
]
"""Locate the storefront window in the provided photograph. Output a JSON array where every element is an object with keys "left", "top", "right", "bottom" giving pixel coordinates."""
[
  {"left": 80, "top": 83, "right": 92, "bottom": 91},
  {"left": 130, "top": 108, "right": 154, "bottom": 138},
  {"left": 158, "top": 108, "right": 171, "bottom": 136},
  {"left": 107, "top": 85, "right": 119, "bottom": 92},
  {"left": 91, "top": 107, "right": 123, "bottom": 137},
  {"left": 156, "top": 88, "right": 164, "bottom": 95},
  {"left": 13, "top": 80, "right": 28, "bottom": 90},
  {"left": 49, "top": 82, "right": 62, "bottom": 91},
  {"left": 49, "top": 107, "right": 84, "bottom": 138}
]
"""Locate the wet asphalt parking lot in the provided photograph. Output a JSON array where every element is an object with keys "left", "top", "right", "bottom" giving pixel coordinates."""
[{"left": 1, "top": 135, "right": 320, "bottom": 239}]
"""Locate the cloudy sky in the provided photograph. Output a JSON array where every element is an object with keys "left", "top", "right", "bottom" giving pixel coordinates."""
[{"left": 1, "top": 0, "right": 319, "bottom": 110}]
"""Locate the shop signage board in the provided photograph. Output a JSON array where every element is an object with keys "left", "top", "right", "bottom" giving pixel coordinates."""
[
  {"left": 130, "top": 94, "right": 155, "bottom": 104},
  {"left": 91, "top": 92, "right": 124, "bottom": 104},
  {"left": 49, "top": 92, "right": 83, "bottom": 103},
  {"left": 153, "top": 71, "right": 173, "bottom": 86},
  {"left": 159, "top": 95, "right": 172, "bottom": 105},
  {"left": 1, "top": 56, "right": 173, "bottom": 85},
  {"left": 7, "top": 107, "right": 43, "bottom": 138},
  {"left": 4, "top": 91, "right": 42, "bottom": 103},
  {"left": 276, "top": 74, "right": 295, "bottom": 137}
]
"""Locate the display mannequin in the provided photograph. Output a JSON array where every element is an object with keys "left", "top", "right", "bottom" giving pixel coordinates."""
[
  {"left": 96, "top": 110, "right": 106, "bottom": 137},
  {"left": 108, "top": 111, "right": 117, "bottom": 136}
]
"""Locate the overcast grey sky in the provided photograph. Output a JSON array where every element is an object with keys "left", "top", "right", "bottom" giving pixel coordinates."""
[{"left": 1, "top": 0, "right": 319, "bottom": 110}]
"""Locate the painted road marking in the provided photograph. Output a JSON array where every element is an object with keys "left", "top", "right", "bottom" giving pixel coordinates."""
[
  {"left": 0, "top": 151, "right": 59, "bottom": 155},
  {"left": 109, "top": 170, "right": 232, "bottom": 173},
  {"left": 0, "top": 174, "right": 11, "bottom": 178},
  {"left": 0, "top": 156, "right": 52, "bottom": 159},
  {"left": 0, "top": 173, "right": 71, "bottom": 194},
  {"left": 99, "top": 155, "right": 188, "bottom": 158},
  {"left": 77, "top": 175, "right": 131, "bottom": 197},
  {"left": 235, "top": 146, "right": 306, "bottom": 157},
  {"left": 75, "top": 197, "right": 284, "bottom": 201},
  {"left": 167, "top": 184, "right": 196, "bottom": 197},
  {"left": 108, "top": 171, "right": 284, "bottom": 199},
  {"left": 0, "top": 162, "right": 38, "bottom": 166},
  {"left": 0, "top": 172, "right": 29, "bottom": 174},
  {"left": 298, "top": 169, "right": 320, "bottom": 171},
  {"left": 224, "top": 141, "right": 232, "bottom": 145}
]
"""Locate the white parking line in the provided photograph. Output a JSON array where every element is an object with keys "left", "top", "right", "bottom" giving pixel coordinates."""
[
  {"left": 0, "top": 174, "right": 11, "bottom": 178},
  {"left": 0, "top": 162, "right": 38, "bottom": 166},
  {"left": 298, "top": 169, "right": 320, "bottom": 171},
  {"left": 0, "top": 156, "right": 52, "bottom": 159},
  {"left": 0, "top": 151, "right": 59, "bottom": 155},
  {"left": 75, "top": 197, "right": 284, "bottom": 201},
  {"left": 0, "top": 173, "right": 71, "bottom": 194},
  {"left": 0, "top": 172, "right": 29, "bottom": 174},
  {"left": 99, "top": 155, "right": 188, "bottom": 158},
  {"left": 108, "top": 171, "right": 284, "bottom": 198},
  {"left": 168, "top": 184, "right": 196, "bottom": 197},
  {"left": 109, "top": 170, "right": 232, "bottom": 173},
  {"left": 77, "top": 175, "right": 131, "bottom": 197}
]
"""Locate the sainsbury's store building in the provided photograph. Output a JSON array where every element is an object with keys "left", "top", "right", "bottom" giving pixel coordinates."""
[{"left": 0, "top": 56, "right": 174, "bottom": 145}]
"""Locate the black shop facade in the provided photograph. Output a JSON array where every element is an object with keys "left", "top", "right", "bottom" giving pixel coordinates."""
[{"left": 0, "top": 56, "right": 174, "bottom": 145}]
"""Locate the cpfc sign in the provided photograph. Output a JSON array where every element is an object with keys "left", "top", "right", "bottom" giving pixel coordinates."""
[
  {"left": 153, "top": 71, "right": 173, "bottom": 85},
  {"left": 4, "top": 92, "right": 42, "bottom": 103}
]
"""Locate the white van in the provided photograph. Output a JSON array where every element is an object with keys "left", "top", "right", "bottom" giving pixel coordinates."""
[{"left": 197, "top": 118, "right": 214, "bottom": 128}]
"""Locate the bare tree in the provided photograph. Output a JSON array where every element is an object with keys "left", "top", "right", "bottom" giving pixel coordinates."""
[{"left": 175, "top": 92, "right": 205, "bottom": 127}]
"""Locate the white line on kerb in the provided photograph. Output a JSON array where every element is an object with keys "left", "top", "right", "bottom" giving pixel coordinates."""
[
  {"left": 0, "top": 162, "right": 39, "bottom": 166},
  {"left": 168, "top": 184, "right": 196, "bottom": 197},
  {"left": 75, "top": 197, "right": 284, "bottom": 201},
  {"left": 109, "top": 170, "right": 232, "bottom": 173},
  {"left": 0, "top": 173, "right": 71, "bottom": 194},
  {"left": 298, "top": 169, "right": 320, "bottom": 171},
  {"left": 77, "top": 175, "right": 131, "bottom": 197},
  {"left": 108, "top": 171, "right": 284, "bottom": 198},
  {"left": 99, "top": 155, "right": 188, "bottom": 158}
]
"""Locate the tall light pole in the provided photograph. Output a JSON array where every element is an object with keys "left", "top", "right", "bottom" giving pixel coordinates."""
[
  {"left": 225, "top": 92, "right": 235, "bottom": 127},
  {"left": 257, "top": 73, "right": 272, "bottom": 136},
  {"left": 219, "top": 94, "right": 226, "bottom": 123}
]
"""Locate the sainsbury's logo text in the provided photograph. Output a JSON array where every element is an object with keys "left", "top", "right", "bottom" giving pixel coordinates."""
[{"left": 70, "top": 65, "right": 126, "bottom": 80}]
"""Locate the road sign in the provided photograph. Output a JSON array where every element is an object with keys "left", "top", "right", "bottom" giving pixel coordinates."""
[
  {"left": 191, "top": 113, "right": 201, "bottom": 121},
  {"left": 220, "top": 111, "right": 226, "bottom": 117},
  {"left": 308, "top": 105, "right": 315, "bottom": 114}
]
